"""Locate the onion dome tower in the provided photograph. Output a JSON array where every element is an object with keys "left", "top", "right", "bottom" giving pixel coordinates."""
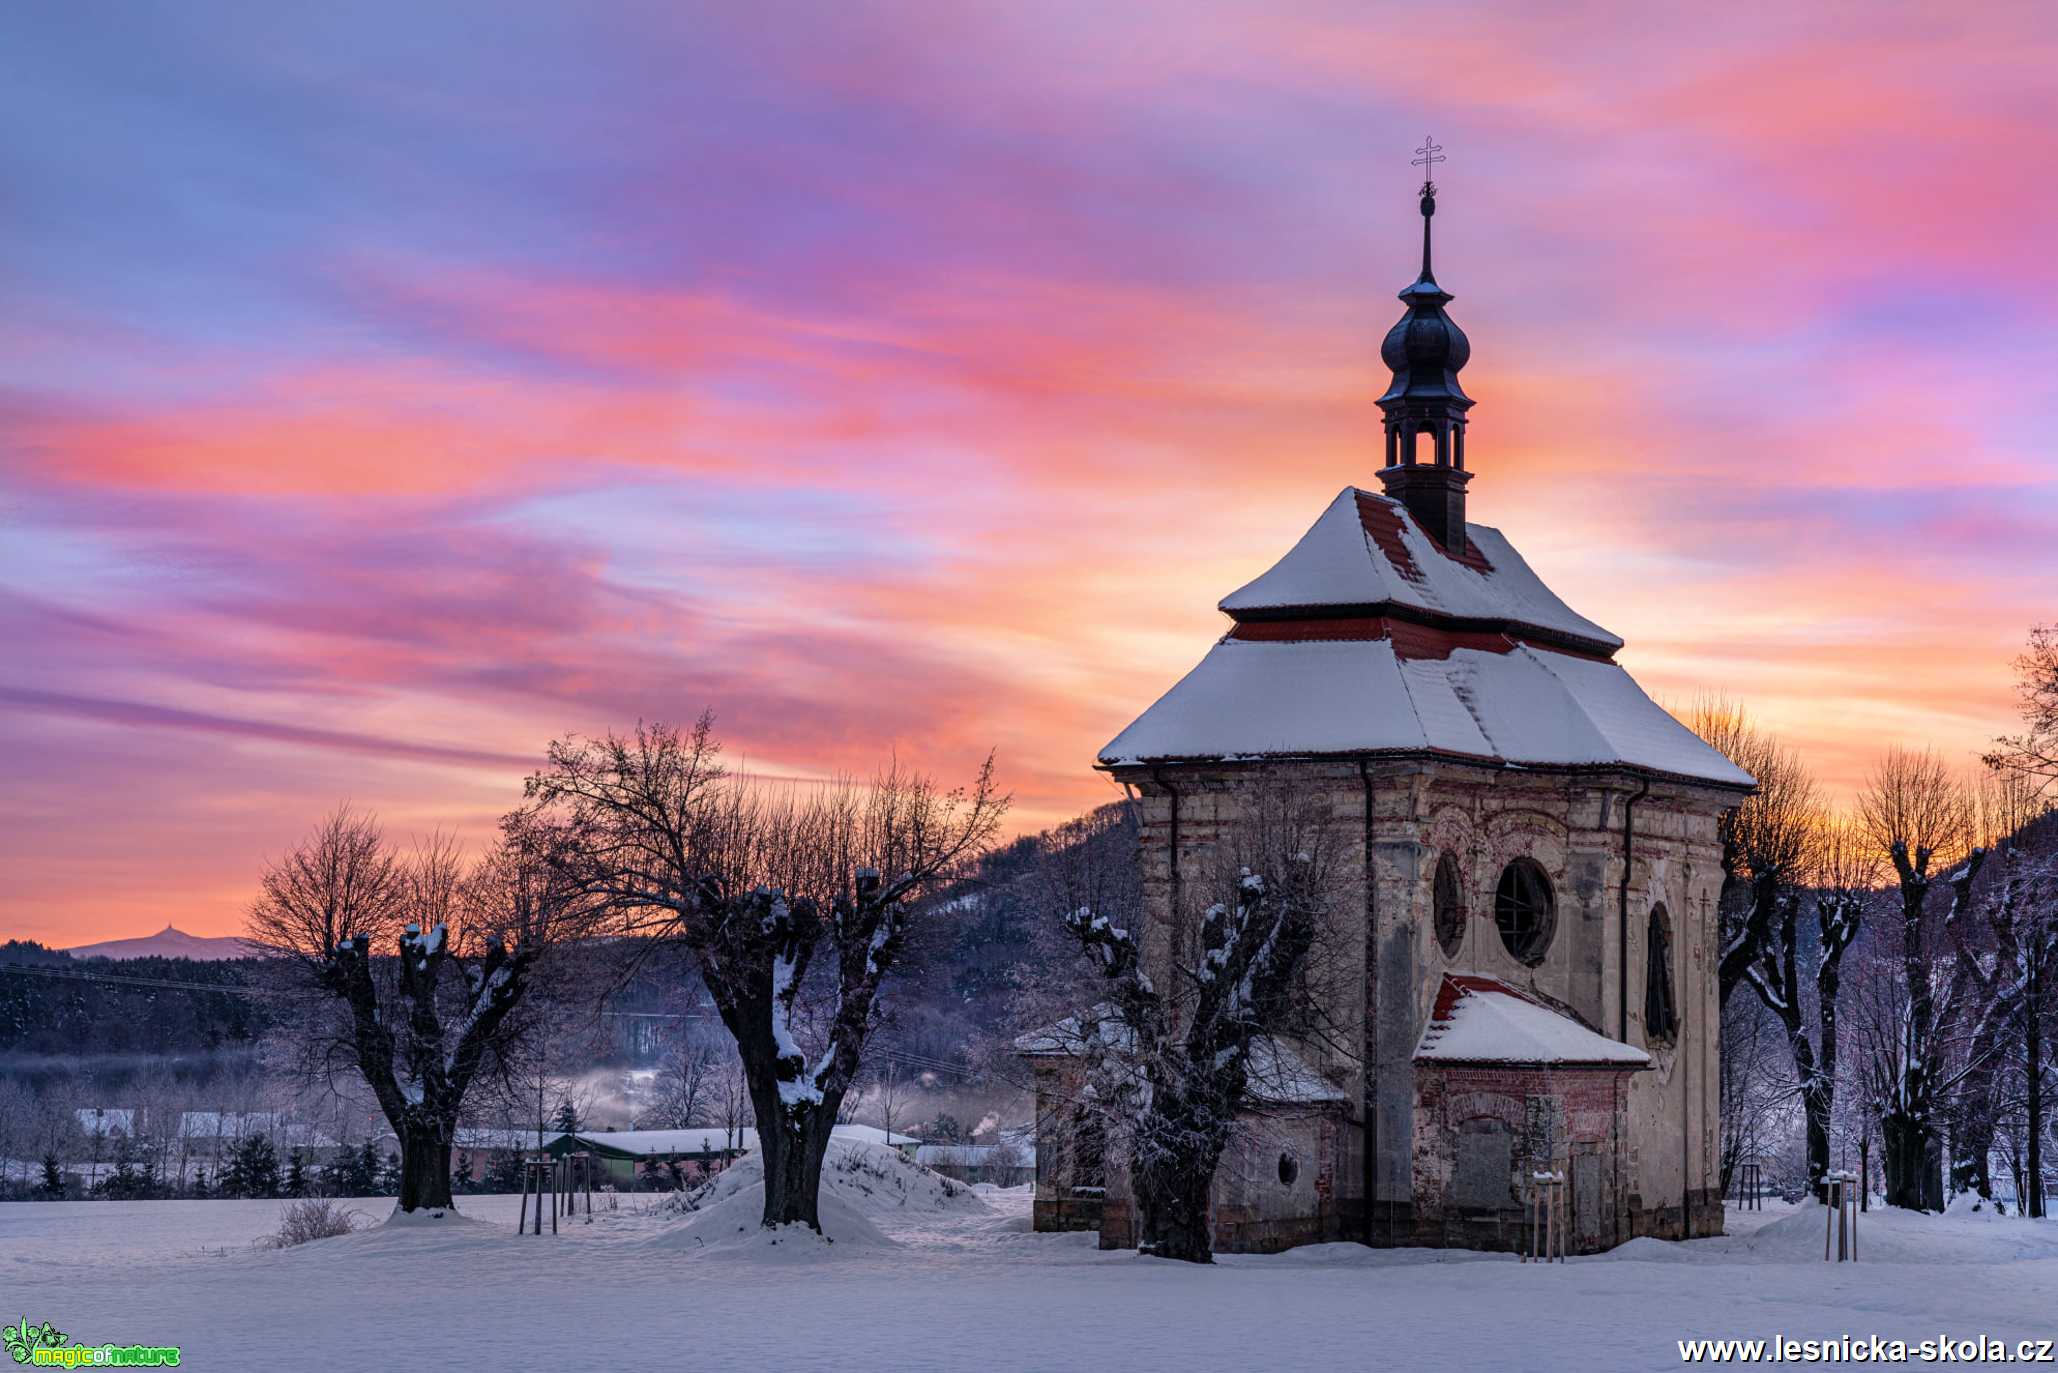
[{"left": 1376, "top": 138, "right": 1475, "bottom": 555}]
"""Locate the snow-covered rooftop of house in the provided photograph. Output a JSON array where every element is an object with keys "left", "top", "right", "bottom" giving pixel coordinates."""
[
  {"left": 1219, "top": 488, "right": 1621, "bottom": 651},
  {"left": 451, "top": 1127, "right": 565, "bottom": 1151},
  {"left": 564, "top": 1128, "right": 752, "bottom": 1157},
  {"left": 912, "top": 1144, "right": 1032, "bottom": 1167},
  {"left": 1013, "top": 1004, "right": 1127, "bottom": 1057},
  {"left": 828, "top": 1123, "right": 923, "bottom": 1148},
  {"left": 76, "top": 1108, "right": 135, "bottom": 1136},
  {"left": 557, "top": 1124, "right": 913, "bottom": 1158},
  {"left": 1015, "top": 1008, "right": 1345, "bottom": 1105},
  {"left": 1414, "top": 975, "right": 1649, "bottom": 1067},
  {"left": 1098, "top": 637, "right": 1753, "bottom": 787},
  {"left": 174, "top": 1111, "right": 339, "bottom": 1148}
]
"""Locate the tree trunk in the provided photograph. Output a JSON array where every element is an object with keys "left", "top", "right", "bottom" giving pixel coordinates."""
[
  {"left": 1950, "top": 1081, "right": 1998, "bottom": 1201},
  {"left": 1890, "top": 861, "right": 1944, "bottom": 1212},
  {"left": 1794, "top": 1034, "right": 1831, "bottom": 1200},
  {"left": 2029, "top": 955, "right": 2046, "bottom": 1219},
  {"left": 758, "top": 1110, "right": 834, "bottom": 1231},
  {"left": 1881, "top": 1111, "right": 1936, "bottom": 1212},
  {"left": 1134, "top": 1142, "right": 1220, "bottom": 1263},
  {"left": 1813, "top": 947, "right": 1845, "bottom": 1204},
  {"left": 742, "top": 1057, "right": 837, "bottom": 1232},
  {"left": 397, "top": 1128, "right": 454, "bottom": 1213}
]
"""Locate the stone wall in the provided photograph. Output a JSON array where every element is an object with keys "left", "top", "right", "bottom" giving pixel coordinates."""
[{"left": 1106, "top": 756, "right": 1735, "bottom": 1253}]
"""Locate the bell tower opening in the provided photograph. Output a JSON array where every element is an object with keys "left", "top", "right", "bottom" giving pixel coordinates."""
[{"left": 1376, "top": 137, "right": 1475, "bottom": 555}]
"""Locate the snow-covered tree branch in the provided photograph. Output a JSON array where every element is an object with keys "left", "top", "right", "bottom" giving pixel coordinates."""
[{"left": 518, "top": 716, "right": 1006, "bottom": 1232}]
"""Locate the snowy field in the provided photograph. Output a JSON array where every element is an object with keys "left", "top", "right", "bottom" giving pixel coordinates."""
[{"left": 3, "top": 1146, "right": 2054, "bottom": 1371}]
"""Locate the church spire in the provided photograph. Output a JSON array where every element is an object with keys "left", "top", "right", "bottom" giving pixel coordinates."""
[{"left": 1377, "top": 137, "right": 1475, "bottom": 555}]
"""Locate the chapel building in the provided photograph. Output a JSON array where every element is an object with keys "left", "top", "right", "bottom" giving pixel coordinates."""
[{"left": 1021, "top": 172, "right": 1754, "bottom": 1255}]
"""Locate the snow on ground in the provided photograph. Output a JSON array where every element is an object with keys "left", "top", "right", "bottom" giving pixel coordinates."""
[
  {"left": 3, "top": 1186, "right": 2053, "bottom": 1370},
  {"left": 645, "top": 1139, "right": 985, "bottom": 1257}
]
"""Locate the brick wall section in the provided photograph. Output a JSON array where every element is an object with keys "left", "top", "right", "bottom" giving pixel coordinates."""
[{"left": 1411, "top": 1062, "right": 1637, "bottom": 1253}]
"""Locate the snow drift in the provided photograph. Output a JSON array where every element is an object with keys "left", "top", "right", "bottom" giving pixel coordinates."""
[
  {"left": 649, "top": 1138, "right": 988, "bottom": 1258},
  {"left": 1729, "top": 1199, "right": 2058, "bottom": 1265}
]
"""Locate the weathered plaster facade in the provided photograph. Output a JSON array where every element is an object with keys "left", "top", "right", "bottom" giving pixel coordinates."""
[{"left": 1049, "top": 758, "right": 1731, "bottom": 1254}]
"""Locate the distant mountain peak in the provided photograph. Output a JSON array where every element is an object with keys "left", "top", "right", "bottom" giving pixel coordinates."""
[{"left": 64, "top": 925, "right": 258, "bottom": 962}]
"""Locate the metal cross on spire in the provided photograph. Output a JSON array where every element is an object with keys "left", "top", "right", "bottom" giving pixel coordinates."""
[{"left": 1412, "top": 135, "right": 1445, "bottom": 194}]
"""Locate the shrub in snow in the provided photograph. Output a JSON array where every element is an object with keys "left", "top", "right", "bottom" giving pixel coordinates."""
[{"left": 265, "top": 1197, "right": 367, "bottom": 1248}]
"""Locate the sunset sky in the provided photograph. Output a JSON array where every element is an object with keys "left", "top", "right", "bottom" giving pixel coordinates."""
[{"left": 4, "top": 1, "right": 2055, "bottom": 944}]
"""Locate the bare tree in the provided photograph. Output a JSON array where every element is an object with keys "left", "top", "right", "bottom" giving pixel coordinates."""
[
  {"left": 519, "top": 717, "right": 1005, "bottom": 1232},
  {"left": 1952, "top": 814, "right": 2058, "bottom": 1214},
  {"left": 1057, "top": 789, "right": 1340, "bottom": 1264},
  {"left": 1986, "top": 625, "right": 2058, "bottom": 796},
  {"left": 649, "top": 1036, "right": 724, "bottom": 1129},
  {"left": 248, "top": 809, "right": 588, "bottom": 1213},
  {"left": 711, "top": 1054, "right": 754, "bottom": 1157},
  {"left": 1686, "top": 700, "right": 1812, "bottom": 1008},
  {"left": 1719, "top": 992, "right": 1795, "bottom": 1200},
  {"left": 1857, "top": 748, "right": 1976, "bottom": 1210}
]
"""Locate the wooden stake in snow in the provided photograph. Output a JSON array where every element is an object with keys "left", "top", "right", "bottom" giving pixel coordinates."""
[
  {"left": 1823, "top": 1170, "right": 1858, "bottom": 1262},
  {"left": 1526, "top": 1171, "right": 1567, "bottom": 1263},
  {"left": 566, "top": 1151, "right": 596, "bottom": 1222},
  {"left": 517, "top": 1155, "right": 558, "bottom": 1235}
]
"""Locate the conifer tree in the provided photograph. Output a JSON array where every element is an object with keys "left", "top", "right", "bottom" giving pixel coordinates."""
[
  {"left": 39, "top": 1152, "right": 62, "bottom": 1199},
  {"left": 484, "top": 1150, "right": 525, "bottom": 1194}
]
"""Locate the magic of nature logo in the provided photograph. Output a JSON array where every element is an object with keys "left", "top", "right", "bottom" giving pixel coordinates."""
[{"left": 4, "top": 1315, "right": 180, "bottom": 1367}]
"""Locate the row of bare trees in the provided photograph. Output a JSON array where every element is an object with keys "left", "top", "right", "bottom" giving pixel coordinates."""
[
  {"left": 249, "top": 716, "right": 1005, "bottom": 1229},
  {"left": 1704, "top": 623, "right": 2058, "bottom": 1216}
]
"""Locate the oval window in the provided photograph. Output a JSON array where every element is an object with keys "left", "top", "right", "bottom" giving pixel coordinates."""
[
  {"left": 1494, "top": 858, "right": 1555, "bottom": 966},
  {"left": 1433, "top": 852, "right": 1465, "bottom": 959},
  {"left": 1277, "top": 1152, "right": 1300, "bottom": 1187}
]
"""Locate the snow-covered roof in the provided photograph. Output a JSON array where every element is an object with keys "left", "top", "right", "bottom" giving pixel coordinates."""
[
  {"left": 563, "top": 1128, "right": 751, "bottom": 1157},
  {"left": 1219, "top": 488, "right": 1620, "bottom": 652},
  {"left": 555, "top": 1124, "right": 906, "bottom": 1158},
  {"left": 1014, "top": 1004, "right": 1127, "bottom": 1057},
  {"left": 176, "top": 1111, "right": 338, "bottom": 1148},
  {"left": 1099, "top": 637, "right": 1752, "bottom": 786},
  {"left": 1414, "top": 975, "right": 1649, "bottom": 1067},
  {"left": 452, "top": 1127, "right": 565, "bottom": 1151},
  {"left": 1015, "top": 1008, "right": 1345, "bottom": 1105},
  {"left": 828, "top": 1123, "right": 923, "bottom": 1147},
  {"left": 1242, "top": 1037, "right": 1349, "bottom": 1104},
  {"left": 1100, "top": 487, "right": 1753, "bottom": 791},
  {"left": 76, "top": 1108, "right": 134, "bottom": 1136},
  {"left": 912, "top": 1144, "right": 1032, "bottom": 1167}
]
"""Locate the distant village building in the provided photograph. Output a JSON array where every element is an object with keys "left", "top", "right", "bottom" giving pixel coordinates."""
[
  {"left": 1023, "top": 170, "right": 1753, "bottom": 1255},
  {"left": 540, "top": 1124, "right": 922, "bottom": 1190}
]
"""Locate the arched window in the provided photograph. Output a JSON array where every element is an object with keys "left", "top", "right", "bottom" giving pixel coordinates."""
[
  {"left": 1645, "top": 904, "right": 1678, "bottom": 1047},
  {"left": 1433, "top": 852, "right": 1466, "bottom": 959},
  {"left": 1494, "top": 858, "right": 1555, "bottom": 966}
]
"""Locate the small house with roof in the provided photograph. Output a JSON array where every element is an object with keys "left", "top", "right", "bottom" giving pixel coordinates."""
[{"left": 1023, "top": 170, "right": 1752, "bottom": 1255}]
